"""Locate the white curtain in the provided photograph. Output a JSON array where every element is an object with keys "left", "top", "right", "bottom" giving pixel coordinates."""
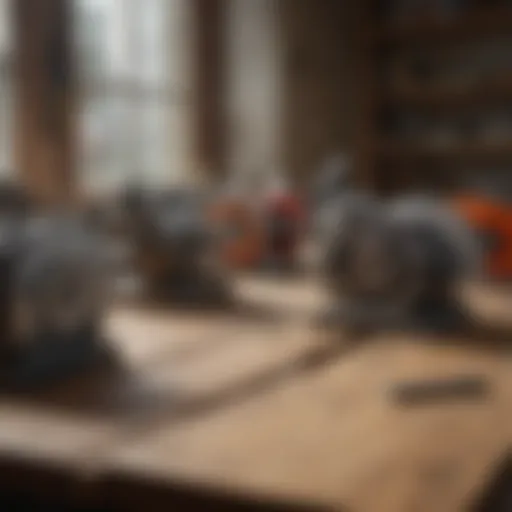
[{"left": 226, "top": 0, "right": 283, "bottom": 186}]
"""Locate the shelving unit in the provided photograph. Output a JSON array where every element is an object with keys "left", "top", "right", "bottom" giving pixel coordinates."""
[
  {"left": 372, "top": 7, "right": 512, "bottom": 46},
  {"left": 359, "top": 1, "right": 512, "bottom": 193},
  {"left": 383, "top": 77, "right": 512, "bottom": 111}
]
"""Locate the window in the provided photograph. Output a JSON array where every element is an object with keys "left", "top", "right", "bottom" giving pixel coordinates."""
[
  {"left": 75, "top": 0, "right": 191, "bottom": 195},
  {"left": 0, "top": 0, "right": 12, "bottom": 178}
]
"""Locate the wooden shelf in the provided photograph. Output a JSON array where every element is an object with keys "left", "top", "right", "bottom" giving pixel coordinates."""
[
  {"left": 375, "top": 140, "right": 512, "bottom": 164},
  {"left": 382, "top": 78, "right": 512, "bottom": 111},
  {"left": 373, "top": 8, "right": 512, "bottom": 47},
  {"left": 359, "top": 3, "right": 512, "bottom": 191}
]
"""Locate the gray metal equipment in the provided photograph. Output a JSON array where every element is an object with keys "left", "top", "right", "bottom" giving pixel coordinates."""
[
  {"left": 0, "top": 213, "right": 114, "bottom": 388},
  {"left": 121, "top": 185, "right": 229, "bottom": 304},
  {"left": 318, "top": 191, "right": 481, "bottom": 333}
]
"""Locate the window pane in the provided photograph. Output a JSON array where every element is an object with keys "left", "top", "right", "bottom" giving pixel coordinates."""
[{"left": 75, "top": 0, "right": 191, "bottom": 193}]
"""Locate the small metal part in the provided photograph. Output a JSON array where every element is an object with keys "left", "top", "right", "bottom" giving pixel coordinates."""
[
  {"left": 311, "top": 154, "right": 352, "bottom": 212},
  {"left": 391, "top": 375, "right": 490, "bottom": 406}
]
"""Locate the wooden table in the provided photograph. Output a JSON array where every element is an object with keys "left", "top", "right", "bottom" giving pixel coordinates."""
[{"left": 0, "top": 276, "right": 508, "bottom": 511}]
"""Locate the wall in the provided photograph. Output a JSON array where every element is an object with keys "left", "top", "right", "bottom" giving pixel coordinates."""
[
  {"left": 225, "top": 0, "right": 358, "bottom": 187},
  {"left": 280, "top": 0, "right": 357, "bottom": 185}
]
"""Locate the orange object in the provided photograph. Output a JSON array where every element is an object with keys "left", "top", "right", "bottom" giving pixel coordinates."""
[
  {"left": 452, "top": 193, "right": 512, "bottom": 279},
  {"left": 209, "top": 199, "right": 265, "bottom": 269}
]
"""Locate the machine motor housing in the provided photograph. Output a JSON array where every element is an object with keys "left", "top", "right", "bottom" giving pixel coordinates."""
[
  {"left": 122, "top": 186, "right": 228, "bottom": 301},
  {"left": 0, "top": 214, "right": 112, "bottom": 385},
  {"left": 319, "top": 194, "right": 480, "bottom": 331}
]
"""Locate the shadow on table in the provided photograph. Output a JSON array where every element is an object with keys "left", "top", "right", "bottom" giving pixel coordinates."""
[{"left": 471, "top": 452, "right": 512, "bottom": 512}]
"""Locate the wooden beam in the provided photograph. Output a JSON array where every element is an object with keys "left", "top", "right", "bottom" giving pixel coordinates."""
[
  {"left": 191, "top": 0, "right": 227, "bottom": 180},
  {"left": 13, "top": 0, "right": 76, "bottom": 206}
]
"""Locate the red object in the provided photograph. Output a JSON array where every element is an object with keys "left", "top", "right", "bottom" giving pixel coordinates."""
[
  {"left": 263, "top": 192, "right": 304, "bottom": 262},
  {"left": 209, "top": 199, "right": 265, "bottom": 269}
]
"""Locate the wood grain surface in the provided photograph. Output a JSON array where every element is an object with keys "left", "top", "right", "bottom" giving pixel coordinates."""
[{"left": 0, "top": 275, "right": 507, "bottom": 511}]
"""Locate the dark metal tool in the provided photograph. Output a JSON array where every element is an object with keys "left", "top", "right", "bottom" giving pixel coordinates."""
[{"left": 391, "top": 375, "right": 490, "bottom": 406}]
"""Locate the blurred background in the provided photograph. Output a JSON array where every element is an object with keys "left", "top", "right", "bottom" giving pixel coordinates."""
[
  {"left": 4, "top": 0, "right": 512, "bottom": 202},
  {"left": 0, "top": 0, "right": 360, "bottom": 202}
]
